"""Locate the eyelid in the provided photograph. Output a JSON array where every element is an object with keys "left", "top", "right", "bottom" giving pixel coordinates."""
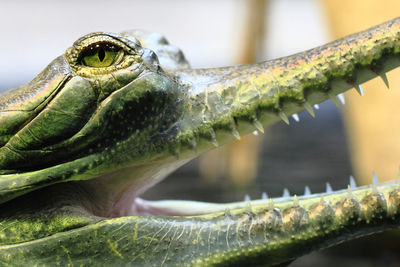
[
  {"left": 65, "top": 32, "right": 143, "bottom": 77},
  {"left": 81, "top": 41, "right": 122, "bottom": 53}
]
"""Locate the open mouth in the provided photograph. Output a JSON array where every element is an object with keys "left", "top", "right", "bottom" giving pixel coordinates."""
[
  {"left": 74, "top": 19, "right": 400, "bottom": 220},
  {"left": 99, "top": 74, "right": 399, "bottom": 219},
  {"left": 2, "top": 17, "right": 400, "bottom": 267}
]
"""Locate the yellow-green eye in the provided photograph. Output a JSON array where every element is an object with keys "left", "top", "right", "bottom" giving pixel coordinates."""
[{"left": 80, "top": 43, "right": 122, "bottom": 68}]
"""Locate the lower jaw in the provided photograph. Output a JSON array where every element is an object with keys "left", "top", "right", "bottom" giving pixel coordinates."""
[{"left": 106, "top": 177, "right": 398, "bottom": 218}]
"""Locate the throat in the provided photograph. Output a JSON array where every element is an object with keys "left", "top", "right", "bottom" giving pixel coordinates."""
[{"left": 75, "top": 158, "right": 193, "bottom": 218}]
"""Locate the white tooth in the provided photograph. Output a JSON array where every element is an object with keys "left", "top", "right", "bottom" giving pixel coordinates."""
[
  {"left": 292, "top": 113, "right": 300, "bottom": 122},
  {"left": 349, "top": 175, "right": 357, "bottom": 188},
  {"left": 355, "top": 84, "right": 364, "bottom": 96},
  {"left": 269, "top": 198, "right": 275, "bottom": 209},
  {"left": 224, "top": 208, "right": 232, "bottom": 217},
  {"left": 282, "top": 188, "right": 290, "bottom": 197},
  {"left": 246, "top": 202, "right": 252, "bottom": 212},
  {"left": 209, "top": 128, "right": 218, "bottom": 147},
  {"left": 304, "top": 186, "right": 311, "bottom": 196},
  {"left": 232, "top": 128, "right": 241, "bottom": 140},
  {"left": 372, "top": 183, "right": 378, "bottom": 193},
  {"left": 279, "top": 111, "right": 290, "bottom": 125},
  {"left": 303, "top": 102, "right": 315, "bottom": 118},
  {"left": 326, "top": 182, "right": 333, "bottom": 193},
  {"left": 379, "top": 73, "right": 390, "bottom": 89},
  {"left": 261, "top": 192, "right": 268, "bottom": 200},
  {"left": 338, "top": 93, "right": 345, "bottom": 105},
  {"left": 293, "top": 195, "right": 299, "bottom": 207},
  {"left": 231, "top": 118, "right": 240, "bottom": 140},
  {"left": 347, "top": 185, "right": 354, "bottom": 198},
  {"left": 372, "top": 172, "right": 379, "bottom": 193},
  {"left": 329, "top": 93, "right": 339, "bottom": 107},
  {"left": 244, "top": 194, "right": 251, "bottom": 202},
  {"left": 314, "top": 104, "right": 320, "bottom": 110},
  {"left": 253, "top": 118, "right": 264, "bottom": 133},
  {"left": 211, "top": 138, "right": 219, "bottom": 147},
  {"left": 190, "top": 137, "right": 197, "bottom": 153},
  {"left": 252, "top": 130, "right": 259, "bottom": 136},
  {"left": 372, "top": 171, "right": 379, "bottom": 185}
]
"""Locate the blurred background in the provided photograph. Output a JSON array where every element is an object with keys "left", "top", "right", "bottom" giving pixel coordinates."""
[{"left": 1, "top": 0, "right": 400, "bottom": 265}]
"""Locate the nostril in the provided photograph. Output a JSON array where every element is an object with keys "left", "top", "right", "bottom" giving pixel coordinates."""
[
  {"left": 142, "top": 49, "right": 160, "bottom": 67},
  {"left": 149, "top": 51, "right": 158, "bottom": 61}
]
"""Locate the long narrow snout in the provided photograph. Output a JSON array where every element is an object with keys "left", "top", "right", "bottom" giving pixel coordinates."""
[{"left": 171, "top": 17, "right": 400, "bottom": 156}]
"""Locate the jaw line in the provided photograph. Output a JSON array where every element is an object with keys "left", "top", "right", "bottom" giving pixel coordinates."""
[{"left": 131, "top": 178, "right": 400, "bottom": 217}]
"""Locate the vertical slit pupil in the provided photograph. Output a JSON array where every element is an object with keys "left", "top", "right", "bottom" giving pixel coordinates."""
[{"left": 98, "top": 47, "right": 105, "bottom": 62}]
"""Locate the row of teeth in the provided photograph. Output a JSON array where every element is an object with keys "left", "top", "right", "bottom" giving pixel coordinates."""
[
  {"left": 266, "top": 74, "right": 391, "bottom": 127},
  {"left": 246, "top": 75, "right": 393, "bottom": 202},
  {"left": 195, "top": 72, "right": 391, "bottom": 151},
  {"left": 243, "top": 170, "right": 394, "bottom": 203}
]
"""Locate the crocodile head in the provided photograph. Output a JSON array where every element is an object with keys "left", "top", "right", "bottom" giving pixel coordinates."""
[{"left": 1, "top": 18, "right": 400, "bottom": 266}]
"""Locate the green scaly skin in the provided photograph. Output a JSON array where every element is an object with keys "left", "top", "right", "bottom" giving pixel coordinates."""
[{"left": 0, "top": 18, "right": 400, "bottom": 266}]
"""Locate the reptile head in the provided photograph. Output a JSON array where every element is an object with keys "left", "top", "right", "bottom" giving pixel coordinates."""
[
  {"left": 0, "top": 31, "right": 188, "bottom": 204},
  {"left": 1, "top": 18, "right": 400, "bottom": 266}
]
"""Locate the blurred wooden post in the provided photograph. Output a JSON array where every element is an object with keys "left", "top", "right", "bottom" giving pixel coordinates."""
[
  {"left": 199, "top": 0, "right": 268, "bottom": 188},
  {"left": 322, "top": 0, "right": 400, "bottom": 184}
]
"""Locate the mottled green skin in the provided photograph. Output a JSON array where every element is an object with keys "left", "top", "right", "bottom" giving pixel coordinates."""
[{"left": 0, "top": 18, "right": 400, "bottom": 266}]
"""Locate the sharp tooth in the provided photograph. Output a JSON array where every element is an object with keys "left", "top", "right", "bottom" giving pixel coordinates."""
[
  {"left": 209, "top": 128, "right": 218, "bottom": 147},
  {"left": 338, "top": 93, "right": 345, "bottom": 105},
  {"left": 252, "top": 118, "right": 264, "bottom": 133},
  {"left": 211, "top": 137, "right": 219, "bottom": 147},
  {"left": 372, "top": 183, "right": 378, "bottom": 194},
  {"left": 269, "top": 198, "right": 275, "bottom": 209},
  {"left": 355, "top": 84, "right": 364, "bottom": 96},
  {"left": 349, "top": 175, "right": 357, "bottom": 188},
  {"left": 372, "top": 171, "right": 379, "bottom": 185},
  {"left": 261, "top": 192, "right": 268, "bottom": 200},
  {"left": 303, "top": 102, "right": 315, "bottom": 118},
  {"left": 329, "top": 93, "right": 339, "bottom": 107},
  {"left": 246, "top": 202, "right": 252, "bottom": 212},
  {"left": 190, "top": 137, "right": 197, "bottom": 153},
  {"left": 292, "top": 113, "right": 300, "bottom": 122},
  {"left": 314, "top": 104, "right": 320, "bottom": 110},
  {"left": 231, "top": 119, "right": 240, "bottom": 140},
  {"left": 379, "top": 72, "right": 390, "bottom": 89},
  {"left": 372, "top": 171, "right": 379, "bottom": 193},
  {"left": 304, "top": 186, "right": 311, "bottom": 196},
  {"left": 326, "top": 182, "right": 333, "bottom": 193},
  {"left": 282, "top": 188, "right": 290, "bottom": 197},
  {"left": 279, "top": 111, "right": 290, "bottom": 125},
  {"left": 252, "top": 130, "right": 259, "bottom": 136},
  {"left": 347, "top": 185, "right": 354, "bottom": 198},
  {"left": 293, "top": 195, "right": 299, "bottom": 207},
  {"left": 232, "top": 128, "right": 241, "bottom": 140},
  {"left": 244, "top": 194, "right": 251, "bottom": 202}
]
